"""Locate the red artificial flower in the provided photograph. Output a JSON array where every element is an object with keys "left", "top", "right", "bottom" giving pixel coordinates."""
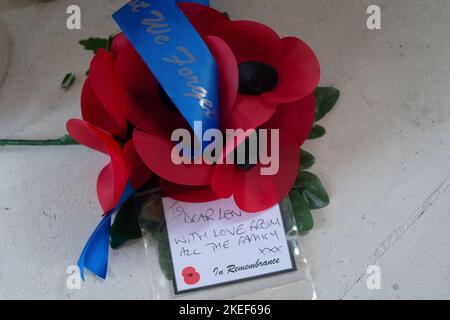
[
  {"left": 182, "top": 266, "right": 201, "bottom": 285},
  {"left": 180, "top": 3, "right": 321, "bottom": 131},
  {"left": 66, "top": 119, "right": 153, "bottom": 213},
  {"left": 210, "top": 97, "right": 315, "bottom": 213},
  {"left": 81, "top": 49, "right": 128, "bottom": 138},
  {"left": 162, "top": 94, "right": 315, "bottom": 210}
]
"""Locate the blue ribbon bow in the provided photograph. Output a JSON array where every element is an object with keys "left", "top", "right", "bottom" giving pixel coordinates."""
[
  {"left": 77, "top": 182, "right": 134, "bottom": 280},
  {"left": 78, "top": 0, "right": 218, "bottom": 280}
]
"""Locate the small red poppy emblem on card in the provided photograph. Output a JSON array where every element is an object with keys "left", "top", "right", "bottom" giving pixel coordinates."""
[{"left": 182, "top": 267, "right": 201, "bottom": 286}]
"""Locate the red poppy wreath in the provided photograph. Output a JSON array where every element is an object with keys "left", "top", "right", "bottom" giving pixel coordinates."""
[{"left": 63, "top": 1, "right": 340, "bottom": 279}]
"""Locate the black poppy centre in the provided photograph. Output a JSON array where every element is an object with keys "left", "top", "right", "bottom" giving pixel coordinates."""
[
  {"left": 235, "top": 131, "right": 261, "bottom": 172},
  {"left": 238, "top": 61, "right": 279, "bottom": 95}
]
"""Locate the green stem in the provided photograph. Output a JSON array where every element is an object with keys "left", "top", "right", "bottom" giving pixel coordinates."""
[{"left": 0, "top": 135, "right": 79, "bottom": 146}]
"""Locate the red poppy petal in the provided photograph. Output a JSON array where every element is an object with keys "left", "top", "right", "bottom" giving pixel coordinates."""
[
  {"left": 210, "top": 20, "right": 283, "bottom": 64},
  {"left": 263, "top": 99, "right": 299, "bottom": 133},
  {"left": 218, "top": 95, "right": 275, "bottom": 163},
  {"left": 123, "top": 92, "right": 185, "bottom": 135},
  {"left": 266, "top": 105, "right": 299, "bottom": 139},
  {"left": 98, "top": 152, "right": 129, "bottom": 213},
  {"left": 211, "top": 164, "right": 235, "bottom": 199},
  {"left": 97, "top": 163, "right": 116, "bottom": 213},
  {"left": 67, "top": 119, "right": 129, "bottom": 213},
  {"left": 233, "top": 137, "right": 299, "bottom": 213},
  {"left": 227, "top": 94, "right": 276, "bottom": 131},
  {"left": 264, "top": 95, "right": 314, "bottom": 146},
  {"left": 161, "top": 179, "right": 220, "bottom": 203},
  {"left": 123, "top": 140, "right": 154, "bottom": 190},
  {"left": 263, "top": 37, "right": 320, "bottom": 104},
  {"left": 89, "top": 50, "right": 127, "bottom": 131},
  {"left": 67, "top": 119, "right": 107, "bottom": 154},
  {"left": 81, "top": 77, "right": 126, "bottom": 137},
  {"left": 204, "top": 36, "right": 238, "bottom": 128},
  {"left": 134, "top": 129, "right": 213, "bottom": 186},
  {"left": 292, "top": 94, "right": 316, "bottom": 145},
  {"left": 111, "top": 32, "right": 127, "bottom": 57},
  {"left": 115, "top": 40, "right": 158, "bottom": 95},
  {"left": 179, "top": 3, "right": 228, "bottom": 35}
]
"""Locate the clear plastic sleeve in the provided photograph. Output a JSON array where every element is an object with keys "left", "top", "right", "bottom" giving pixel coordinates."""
[{"left": 134, "top": 188, "right": 316, "bottom": 300}]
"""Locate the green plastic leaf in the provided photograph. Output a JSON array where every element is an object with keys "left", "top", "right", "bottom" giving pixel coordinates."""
[
  {"left": 61, "top": 73, "right": 76, "bottom": 90},
  {"left": 159, "top": 229, "right": 174, "bottom": 281},
  {"left": 79, "top": 37, "right": 110, "bottom": 53},
  {"left": 300, "top": 149, "right": 315, "bottom": 170},
  {"left": 308, "top": 125, "right": 326, "bottom": 140},
  {"left": 110, "top": 197, "right": 142, "bottom": 250},
  {"left": 289, "top": 190, "right": 314, "bottom": 232},
  {"left": 315, "top": 87, "right": 340, "bottom": 122},
  {"left": 294, "top": 171, "right": 330, "bottom": 210}
]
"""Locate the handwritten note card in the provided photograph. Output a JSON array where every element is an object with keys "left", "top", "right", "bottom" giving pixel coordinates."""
[{"left": 162, "top": 197, "right": 296, "bottom": 294}]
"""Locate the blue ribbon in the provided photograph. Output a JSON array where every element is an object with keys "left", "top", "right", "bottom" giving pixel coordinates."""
[
  {"left": 78, "top": 0, "right": 217, "bottom": 280},
  {"left": 78, "top": 182, "right": 135, "bottom": 280},
  {"left": 179, "top": 0, "right": 210, "bottom": 5},
  {"left": 113, "top": 0, "right": 219, "bottom": 151}
]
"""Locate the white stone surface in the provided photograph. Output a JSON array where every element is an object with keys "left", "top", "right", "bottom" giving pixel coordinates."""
[
  {"left": 0, "top": 18, "right": 8, "bottom": 86},
  {"left": 0, "top": 0, "right": 449, "bottom": 299}
]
